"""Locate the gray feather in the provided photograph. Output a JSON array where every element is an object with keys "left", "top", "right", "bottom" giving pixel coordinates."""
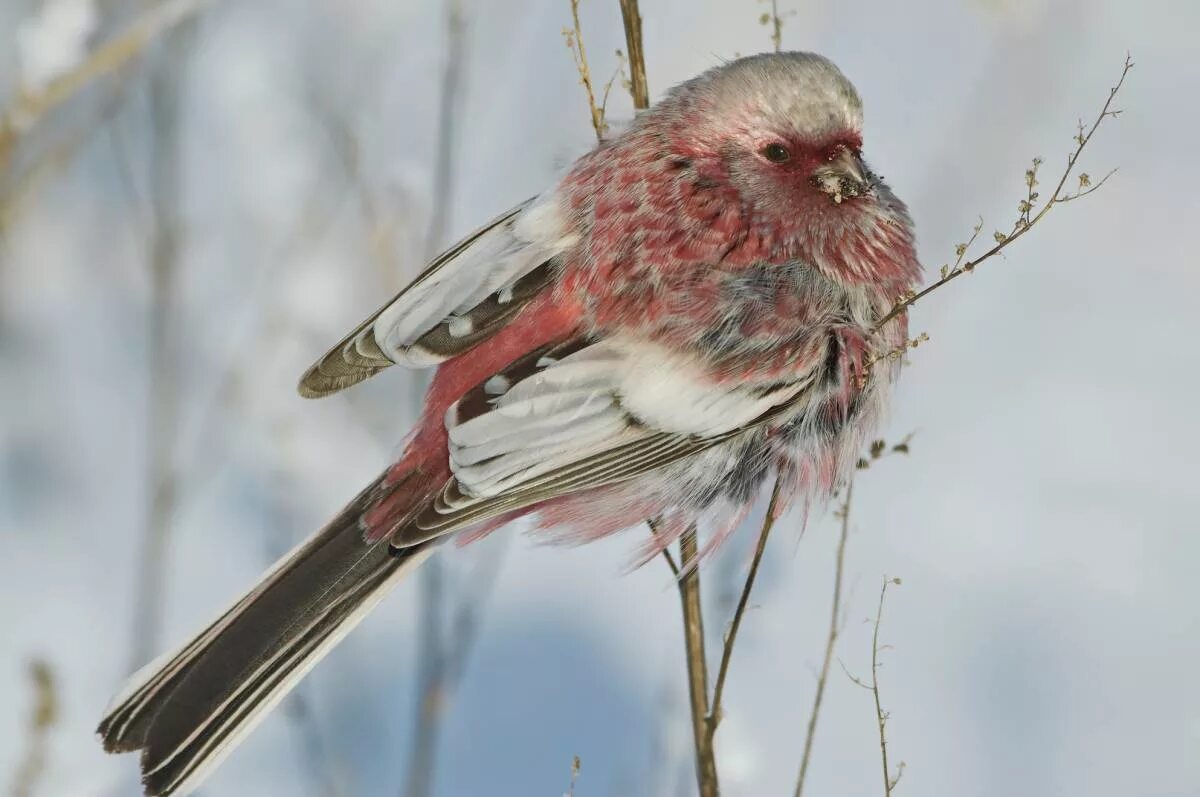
[{"left": 97, "top": 477, "right": 431, "bottom": 796}]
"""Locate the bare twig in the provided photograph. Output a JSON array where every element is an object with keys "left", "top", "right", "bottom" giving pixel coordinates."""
[
  {"left": 9, "top": 660, "right": 57, "bottom": 797},
  {"left": 707, "top": 478, "right": 784, "bottom": 741},
  {"left": 564, "top": 0, "right": 607, "bottom": 141},
  {"left": 869, "top": 577, "right": 904, "bottom": 796},
  {"left": 792, "top": 478, "right": 853, "bottom": 796},
  {"left": 598, "top": 56, "right": 627, "bottom": 125},
  {"left": 861, "top": 55, "right": 1133, "bottom": 387},
  {"left": 646, "top": 515, "right": 681, "bottom": 578},
  {"left": 873, "top": 55, "right": 1133, "bottom": 333},
  {"left": 832, "top": 574, "right": 904, "bottom": 795},
  {"left": 676, "top": 525, "right": 718, "bottom": 797},
  {"left": 661, "top": 545, "right": 682, "bottom": 578},
  {"left": 794, "top": 437, "right": 913, "bottom": 794},
  {"left": 617, "top": 0, "right": 649, "bottom": 110}
]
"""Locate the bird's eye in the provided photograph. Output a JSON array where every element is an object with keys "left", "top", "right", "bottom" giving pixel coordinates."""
[{"left": 762, "top": 143, "right": 791, "bottom": 163}]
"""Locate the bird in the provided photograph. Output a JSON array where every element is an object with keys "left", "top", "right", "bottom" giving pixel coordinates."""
[{"left": 97, "top": 51, "right": 921, "bottom": 796}]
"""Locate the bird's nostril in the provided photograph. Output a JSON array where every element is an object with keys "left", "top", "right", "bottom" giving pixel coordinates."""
[{"left": 812, "top": 170, "right": 867, "bottom": 204}]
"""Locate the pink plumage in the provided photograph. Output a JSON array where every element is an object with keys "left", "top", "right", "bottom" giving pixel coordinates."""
[{"left": 98, "top": 51, "right": 921, "bottom": 796}]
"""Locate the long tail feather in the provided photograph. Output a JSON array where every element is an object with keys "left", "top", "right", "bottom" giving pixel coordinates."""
[{"left": 97, "top": 477, "right": 432, "bottom": 796}]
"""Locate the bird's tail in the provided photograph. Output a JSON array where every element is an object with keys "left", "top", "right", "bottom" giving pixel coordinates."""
[{"left": 97, "top": 474, "right": 433, "bottom": 797}]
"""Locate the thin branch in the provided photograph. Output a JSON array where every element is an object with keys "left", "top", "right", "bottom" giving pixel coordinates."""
[
  {"left": 617, "top": 0, "right": 649, "bottom": 110},
  {"left": 1054, "top": 167, "right": 1118, "bottom": 203},
  {"left": 837, "top": 656, "right": 872, "bottom": 691},
  {"left": 676, "top": 525, "right": 718, "bottom": 797},
  {"left": 707, "top": 477, "right": 784, "bottom": 741},
  {"left": 793, "top": 478, "right": 853, "bottom": 797},
  {"left": 661, "top": 547, "right": 681, "bottom": 578},
  {"left": 646, "top": 516, "right": 681, "bottom": 578},
  {"left": 564, "top": 0, "right": 607, "bottom": 141},
  {"left": 873, "top": 54, "right": 1133, "bottom": 333},
  {"left": 598, "top": 58, "right": 627, "bottom": 127},
  {"left": 870, "top": 576, "right": 904, "bottom": 796}
]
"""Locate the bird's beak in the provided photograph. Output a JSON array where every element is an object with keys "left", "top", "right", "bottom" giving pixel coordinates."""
[{"left": 812, "top": 147, "right": 871, "bottom": 204}]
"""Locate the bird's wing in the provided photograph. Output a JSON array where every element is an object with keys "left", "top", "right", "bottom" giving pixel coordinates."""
[
  {"left": 391, "top": 334, "right": 830, "bottom": 546},
  {"left": 298, "top": 192, "right": 577, "bottom": 398}
]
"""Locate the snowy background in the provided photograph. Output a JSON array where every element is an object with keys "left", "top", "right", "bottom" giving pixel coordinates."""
[{"left": 2, "top": 0, "right": 1198, "bottom": 796}]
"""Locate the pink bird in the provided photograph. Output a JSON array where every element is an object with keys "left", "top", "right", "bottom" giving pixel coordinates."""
[{"left": 98, "top": 51, "right": 920, "bottom": 795}]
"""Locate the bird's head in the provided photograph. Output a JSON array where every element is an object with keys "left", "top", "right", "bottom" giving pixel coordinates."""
[{"left": 658, "top": 52, "right": 921, "bottom": 290}]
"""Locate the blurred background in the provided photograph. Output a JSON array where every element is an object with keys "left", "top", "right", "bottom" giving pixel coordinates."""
[{"left": 1, "top": 0, "right": 1197, "bottom": 795}]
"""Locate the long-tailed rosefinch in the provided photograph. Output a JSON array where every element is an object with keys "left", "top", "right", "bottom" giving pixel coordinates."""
[{"left": 98, "top": 51, "right": 920, "bottom": 795}]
